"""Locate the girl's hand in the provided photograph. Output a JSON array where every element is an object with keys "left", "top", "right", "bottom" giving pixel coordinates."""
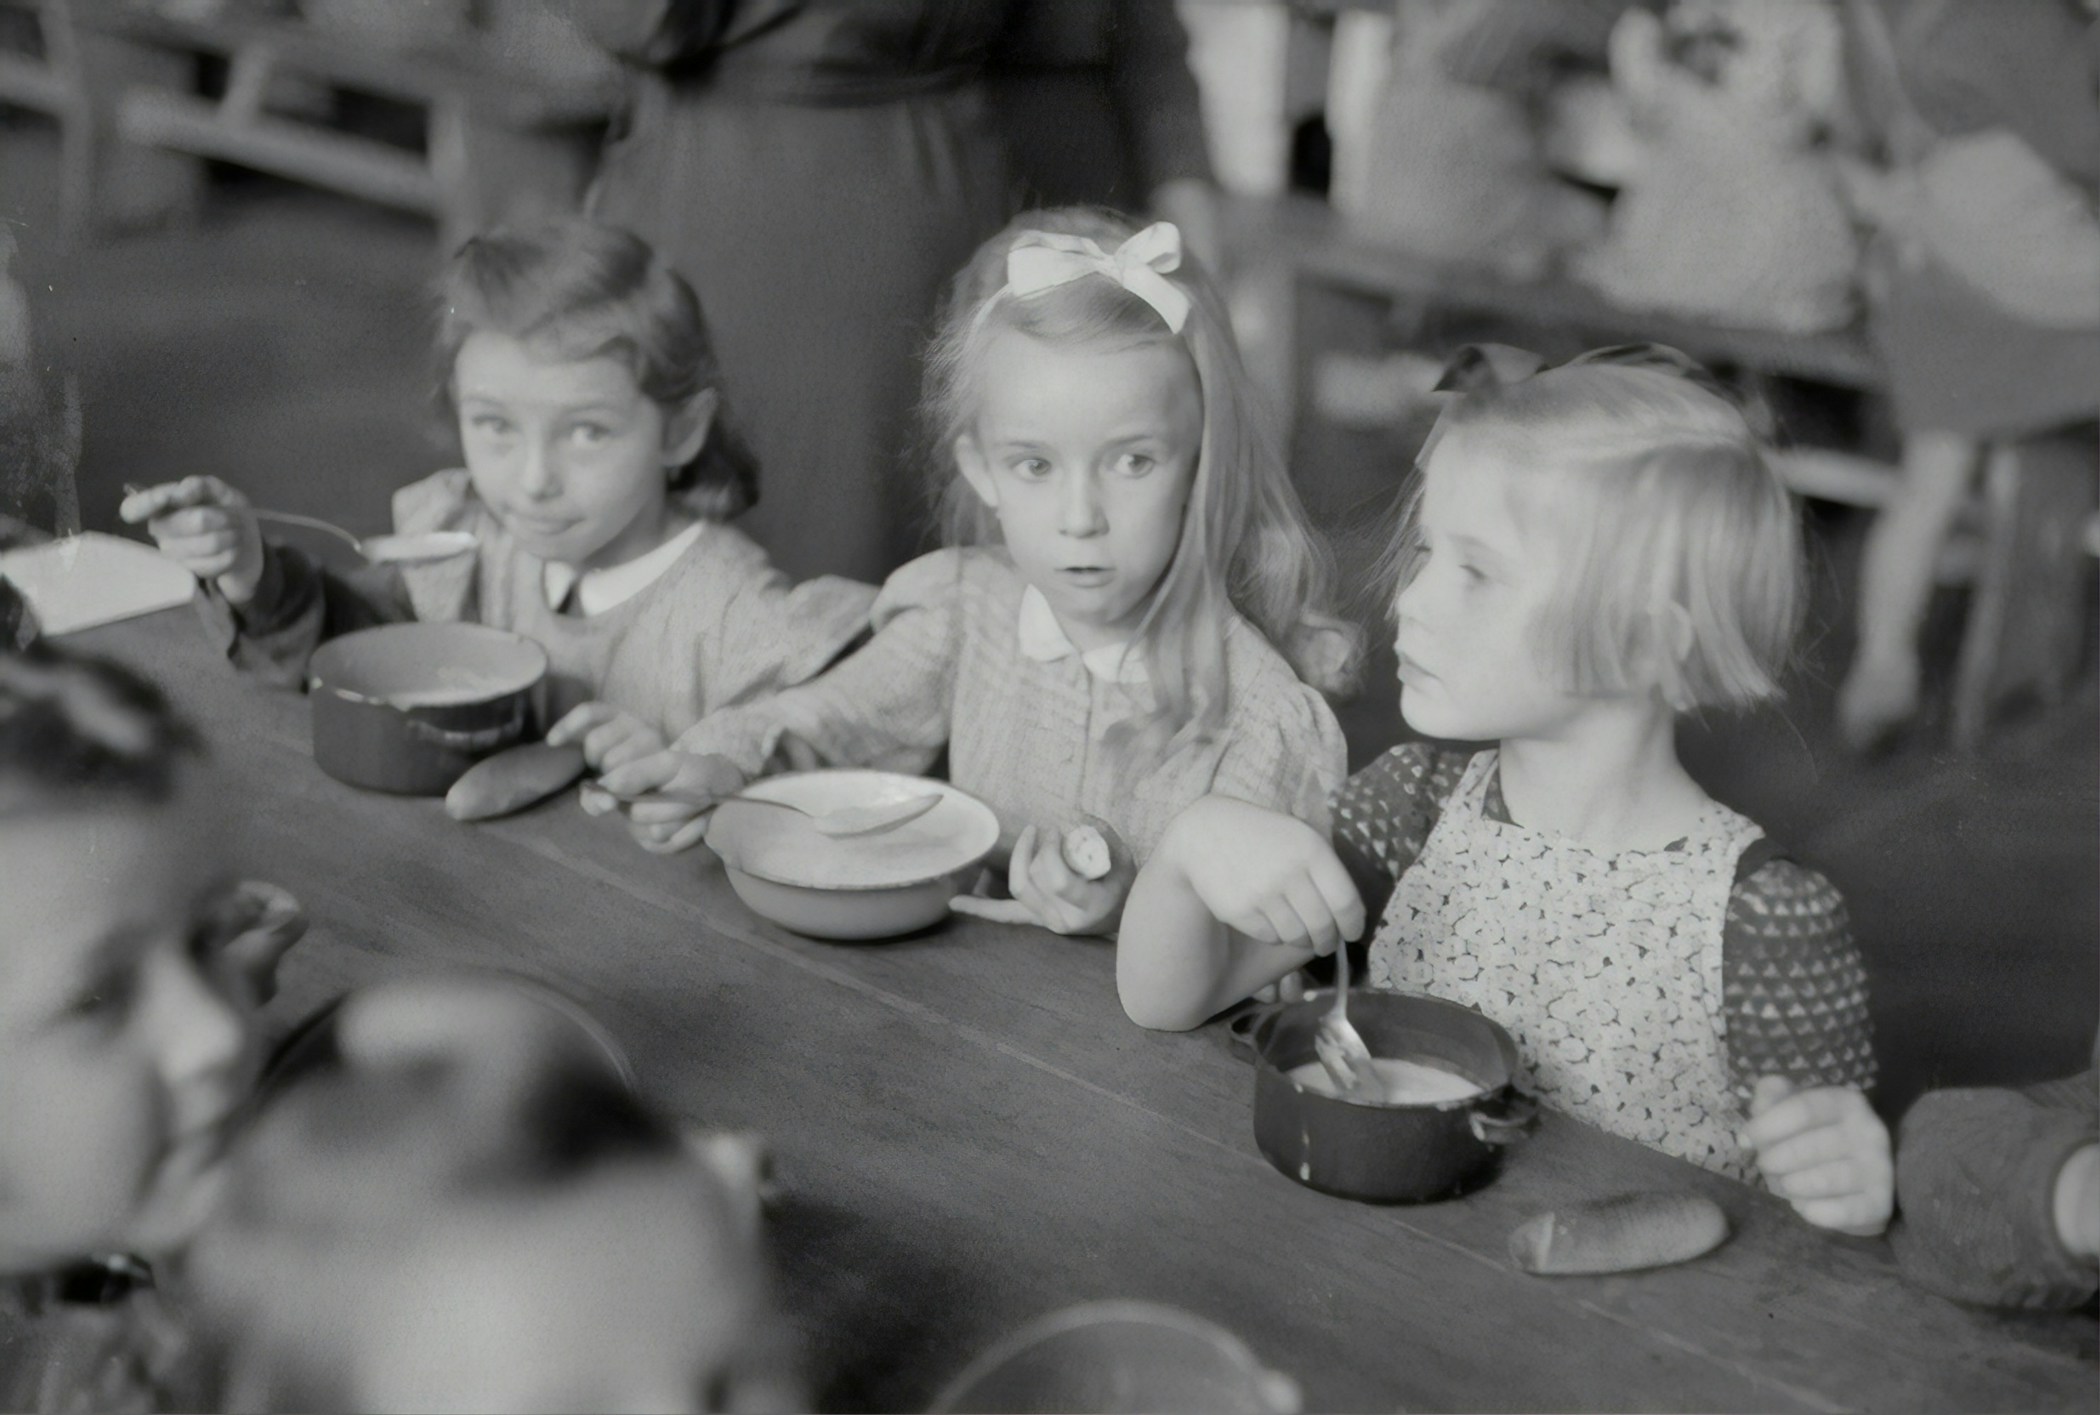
[
  {"left": 1742, "top": 1077, "right": 1894, "bottom": 1236},
  {"left": 547, "top": 702, "right": 666, "bottom": 772},
  {"left": 216, "top": 880, "right": 307, "bottom": 1008},
  {"left": 950, "top": 818, "right": 1137, "bottom": 936},
  {"left": 119, "top": 476, "right": 265, "bottom": 604},
  {"left": 1164, "top": 796, "right": 1363, "bottom": 958},
  {"left": 588, "top": 748, "right": 747, "bottom": 855}
]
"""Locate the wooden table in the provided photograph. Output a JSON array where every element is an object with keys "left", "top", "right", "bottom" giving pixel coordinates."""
[{"left": 79, "top": 608, "right": 2099, "bottom": 1413}]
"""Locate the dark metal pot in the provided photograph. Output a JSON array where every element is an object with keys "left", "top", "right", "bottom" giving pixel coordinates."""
[
  {"left": 1232, "top": 990, "right": 1537, "bottom": 1204},
  {"left": 307, "top": 623, "right": 546, "bottom": 796}
]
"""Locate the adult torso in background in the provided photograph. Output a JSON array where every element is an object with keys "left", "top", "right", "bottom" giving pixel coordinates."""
[
  {"left": 583, "top": 0, "right": 1017, "bottom": 585},
  {"left": 987, "top": 0, "right": 1214, "bottom": 211}
]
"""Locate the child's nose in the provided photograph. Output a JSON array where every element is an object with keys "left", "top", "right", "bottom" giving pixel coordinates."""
[
  {"left": 1059, "top": 470, "right": 1107, "bottom": 537},
  {"left": 517, "top": 439, "right": 561, "bottom": 500}
]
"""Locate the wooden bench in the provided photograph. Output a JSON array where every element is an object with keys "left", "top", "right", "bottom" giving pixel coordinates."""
[
  {"left": 1, "top": 0, "right": 621, "bottom": 246},
  {"left": 1255, "top": 197, "right": 2096, "bottom": 749}
]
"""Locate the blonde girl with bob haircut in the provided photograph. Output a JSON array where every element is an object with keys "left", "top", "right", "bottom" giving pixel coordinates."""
[
  {"left": 602, "top": 208, "right": 1359, "bottom": 937},
  {"left": 1119, "top": 345, "right": 1896, "bottom": 1237}
]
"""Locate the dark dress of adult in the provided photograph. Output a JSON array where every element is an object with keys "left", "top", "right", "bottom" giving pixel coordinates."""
[{"left": 560, "top": 1, "right": 1015, "bottom": 584}]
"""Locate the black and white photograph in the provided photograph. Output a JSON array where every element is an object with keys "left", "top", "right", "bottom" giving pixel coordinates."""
[{"left": 0, "top": 0, "right": 2094, "bottom": 1410}]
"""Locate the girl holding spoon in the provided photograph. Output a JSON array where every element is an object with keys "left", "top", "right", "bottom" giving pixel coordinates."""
[
  {"left": 1118, "top": 346, "right": 1894, "bottom": 1235},
  {"left": 123, "top": 219, "right": 873, "bottom": 743}
]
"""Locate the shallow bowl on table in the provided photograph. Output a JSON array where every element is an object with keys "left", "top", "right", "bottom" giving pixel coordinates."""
[
  {"left": 307, "top": 622, "right": 546, "bottom": 796},
  {"left": 929, "top": 1299, "right": 1300, "bottom": 1415},
  {"left": 705, "top": 770, "right": 999, "bottom": 941}
]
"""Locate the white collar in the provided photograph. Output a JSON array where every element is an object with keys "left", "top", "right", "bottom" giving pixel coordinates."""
[
  {"left": 542, "top": 520, "right": 706, "bottom": 617},
  {"left": 1016, "top": 584, "right": 1149, "bottom": 684}
]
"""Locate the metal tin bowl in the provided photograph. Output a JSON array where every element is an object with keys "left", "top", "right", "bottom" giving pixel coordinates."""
[
  {"left": 307, "top": 623, "right": 546, "bottom": 796},
  {"left": 1233, "top": 990, "right": 1538, "bottom": 1204}
]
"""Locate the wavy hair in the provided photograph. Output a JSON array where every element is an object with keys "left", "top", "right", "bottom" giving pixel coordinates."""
[
  {"left": 922, "top": 208, "right": 1359, "bottom": 774},
  {"left": 434, "top": 218, "right": 759, "bottom": 520}
]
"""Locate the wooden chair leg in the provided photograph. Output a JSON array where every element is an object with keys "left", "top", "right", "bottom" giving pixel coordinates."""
[{"left": 1951, "top": 432, "right": 2098, "bottom": 750}]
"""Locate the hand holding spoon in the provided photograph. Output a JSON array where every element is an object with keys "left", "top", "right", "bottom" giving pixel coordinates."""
[
  {"left": 122, "top": 481, "right": 474, "bottom": 567},
  {"left": 1314, "top": 932, "right": 1379, "bottom": 1100}
]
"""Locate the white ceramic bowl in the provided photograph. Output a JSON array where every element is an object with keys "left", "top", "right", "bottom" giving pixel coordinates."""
[{"left": 705, "top": 771, "right": 999, "bottom": 941}]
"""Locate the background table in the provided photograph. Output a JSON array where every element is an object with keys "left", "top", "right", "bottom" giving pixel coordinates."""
[{"left": 79, "top": 608, "right": 2098, "bottom": 1413}]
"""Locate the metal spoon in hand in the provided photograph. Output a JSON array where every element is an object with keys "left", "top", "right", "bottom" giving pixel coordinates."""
[
  {"left": 1315, "top": 934, "right": 1379, "bottom": 1100},
  {"left": 245, "top": 508, "right": 476, "bottom": 566},
  {"left": 121, "top": 485, "right": 474, "bottom": 567}
]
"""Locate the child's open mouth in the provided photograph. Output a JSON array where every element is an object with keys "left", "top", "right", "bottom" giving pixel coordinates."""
[{"left": 1058, "top": 567, "right": 1113, "bottom": 588}]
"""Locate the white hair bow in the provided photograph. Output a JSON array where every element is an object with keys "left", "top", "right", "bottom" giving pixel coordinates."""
[{"left": 1001, "top": 222, "right": 1191, "bottom": 334}]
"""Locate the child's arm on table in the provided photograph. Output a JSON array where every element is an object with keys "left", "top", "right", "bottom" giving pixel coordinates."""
[
  {"left": 1886, "top": 1056, "right": 2100, "bottom": 1308},
  {"left": 589, "top": 558, "right": 960, "bottom": 852},
  {"left": 1117, "top": 796, "right": 1364, "bottom": 1031},
  {"left": 1723, "top": 856, "right": 1891, "bottom": 1236}
]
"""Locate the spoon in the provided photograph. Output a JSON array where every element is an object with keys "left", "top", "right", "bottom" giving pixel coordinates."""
[
  {"left": 722, "top": 791, "right": 944, "bottom": 839},
  {"left": 1315, "top": 935, "right": 1379, "bottom": 1100},
  {"left": 246, "top": 509, "right": 476, "bottom": 566},
  {"left": 121, "top": 485, "right": 475, "bottom": 566}
]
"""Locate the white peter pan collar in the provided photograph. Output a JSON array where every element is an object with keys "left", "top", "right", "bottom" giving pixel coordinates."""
[
  {"left": 1016, "top": 584, "right": 1149, "bottom": 684},
  {"left": 542, "top": 520, "right": 706, "bottom": 617}
]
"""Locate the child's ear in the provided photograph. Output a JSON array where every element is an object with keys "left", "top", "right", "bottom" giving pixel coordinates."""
[
  {"left": 661, "top": 388, "right": 720, "bottom": 470},
  {"left": 1644, "top": 601, "right": 1699, "bottom": 710},
  {"left": 954, "top": 433, "right": 999, "bottom": 510}
]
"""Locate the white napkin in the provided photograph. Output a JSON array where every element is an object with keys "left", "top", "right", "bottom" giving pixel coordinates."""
[{"left": 0, "top": 532, "right": 197, "bottom": 635}]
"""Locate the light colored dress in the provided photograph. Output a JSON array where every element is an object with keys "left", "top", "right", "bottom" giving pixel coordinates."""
[
  {"left": 674, "top": 546, "right": 1347, "bottom": 861},
  {"left": 1368, "top": 750, "right": 1771, "bottom": 1177},
  {"left": 201, "top": 469, "right": 876, "bottom": 740}
]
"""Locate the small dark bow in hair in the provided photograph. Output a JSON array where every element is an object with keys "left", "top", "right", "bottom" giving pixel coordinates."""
[{"left": 1433, "top": 341, "right": 1729, "bottom": 399}]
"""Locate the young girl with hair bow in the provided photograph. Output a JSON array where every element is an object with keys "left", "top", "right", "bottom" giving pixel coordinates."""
[
  {"left": 1118, "top": 344, "right": 1895, "bottom": 1235},
  {"left": 587, "top": 209, "right": 1360, "bottom": 937}
]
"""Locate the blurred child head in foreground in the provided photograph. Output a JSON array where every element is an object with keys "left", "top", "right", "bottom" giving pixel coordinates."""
[
  {"left": 0, "top": 639, "right": 265, "bottom": 1274},
  {"left": 187, "top": 974, "right": 800, "bottom": 1414}
]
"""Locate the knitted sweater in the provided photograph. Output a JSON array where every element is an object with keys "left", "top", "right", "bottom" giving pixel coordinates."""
[
  {"left": 197, "top": 470, "right": 876, "bottom": 739},
  {"left": 1331, "top": 743, "right": 1878, "bottom": 1097},
  {"left": 1890, "top": 1036, "right": 2100, "bottom": 1309},
  {"left": 674, "top": 547, "right": 1348, "bottom": 860}
]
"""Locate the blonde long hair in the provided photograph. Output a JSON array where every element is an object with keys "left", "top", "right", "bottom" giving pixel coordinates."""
[{"left": 922, "top": 209, "right": 1359, "bottom": 774}]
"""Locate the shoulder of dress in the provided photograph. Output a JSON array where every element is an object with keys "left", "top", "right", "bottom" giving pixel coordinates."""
[
  {"left": 874, "top": 546, "right": 1019, "bottom": 623},
  {"left": 1729, "top": 854, "right": 1846, "bottom": 921}
]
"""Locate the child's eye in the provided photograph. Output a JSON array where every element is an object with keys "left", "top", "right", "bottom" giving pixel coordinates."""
[
  {"left": 66, "top": 970, "right": 137, "bottom": 1027},
  {"left": 1009, "top": 457, "right": 1052, "bottom": 480},
  {"left": 1111, "top": 451, "right": 1157, "bottom": 477},
  {"left": 1459, "top": 562, "right": 1489, "bottom": 584},
  {"left": 568, "top": 422, "right": 613, "bottom": 447},
  {"left": 468, "top": 414, "right": 514, "bottom": 437}
]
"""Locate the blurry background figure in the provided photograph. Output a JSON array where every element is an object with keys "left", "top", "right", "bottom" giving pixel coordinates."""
[
  {"left": 0, "top": 221, "right": 80, "bottom": 547},
  {"left": 1571, "top": 0, "right": 1863, "bottom": 332},
  {"left": 986, "top": 1, "right": 1223, "bottom": 272},
  {"left": 187, "top": 972, "right": 799, "bottom": 1414},
  {"left": 1834, "top": 0, "right": 2100, "bottom": 752},
  {"left": 1339, "top": 0, "right": 1617, "bottom": 281},
  {"left": 554, "top": 0, "right": 1016, "bottom": 586}
]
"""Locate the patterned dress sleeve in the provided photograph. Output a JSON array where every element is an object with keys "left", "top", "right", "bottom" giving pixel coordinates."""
[
  {"left": 671, "top": 548, "right": 962, "bottom": 779},
  {"left": 1718, "top": 856, "right": 1878, "bottom": 1096},
  {"left": 1326, "top": 742, "right": 1471, "bottom": 926},
  {"left": 1889, "top": 1059, "right": 2100, "bottom": 1310}
]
